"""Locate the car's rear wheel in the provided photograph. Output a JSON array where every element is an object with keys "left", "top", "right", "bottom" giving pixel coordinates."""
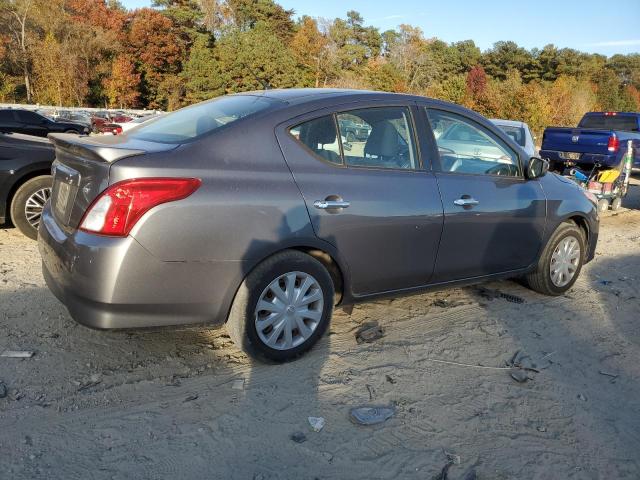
[
  {"left": 226, "top": 250, "right": 334, "bottom": 362},
  {"left": 64, "top": 129, "right": 79, "bottom": 134},
  {"left": 524, "top": 222, "right": 585, "bottom": 296},
  {"left": 10, "top": 175, "right": 52, "bottom": 240},
  {"left": 611, "top": 196, "right": 622, "bottom": 211}
]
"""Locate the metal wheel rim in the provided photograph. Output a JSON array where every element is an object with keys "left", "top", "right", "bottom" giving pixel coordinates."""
[
  {"left": 550, "top": 235, "right": 581, "bottom": 287},
  {"left": 24, "top": 187, "right": 51, "bottom": 229},
  {"left": 254, "top": 271, "right": 324, "bottom": 351}
]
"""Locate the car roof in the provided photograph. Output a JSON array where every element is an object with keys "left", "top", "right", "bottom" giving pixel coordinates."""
[
  {"left": 232, "top": 88, "right": 430, "bottom": 106},
  {"left": 490, "top": 118, "right": 526, "bottom": 128}
]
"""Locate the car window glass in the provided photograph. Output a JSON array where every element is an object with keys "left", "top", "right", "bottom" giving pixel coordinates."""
[
  {"left": 15, "top": 110, "right": 42, "bottom": 123},
  {"left": 495, "top": 125, "right": 526, "bottom": 146},
  {"left": 128, "top": 95, "right": 280, "bottom": 143},
  {"left": 336, "top": 107, "right": 417, "bottom": 170},
  {"left": 426, "top": 109, "right": 520, "bottom": 177},
  {"left": 0, "top": 110, "right": 14, "bottom": 121},
  {"left": 290, "top": 115, "right": 342, "bottom": 165},
  {"left": 579, "top": 115, "right": 639, "bottom": 132}
]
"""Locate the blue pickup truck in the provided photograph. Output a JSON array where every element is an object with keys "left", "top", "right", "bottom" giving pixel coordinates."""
[{"left": 540, "top": 112, "right": 640, "bottom": 171}]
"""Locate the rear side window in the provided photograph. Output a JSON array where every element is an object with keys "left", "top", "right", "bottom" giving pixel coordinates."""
[
  {"left": 290, "top": 115, "right": 342, "bottom": 165},
  {"left": 15, "top": 110, "right": 43, "bottom": 123},
  {"left": 495, "top": 125, "right": 526, "bottom": 146},
  {"left": 0, "top": 110, "right": 14, "bottom": 121},
  {"left": 579, "top": 115, "right": 639, "bottom": 132},
  {"left": 128, "top": 95, "right": 279, "bottom": 143},
  {"left": 336, "top": 107, "right": 417, "bottom": 170}
]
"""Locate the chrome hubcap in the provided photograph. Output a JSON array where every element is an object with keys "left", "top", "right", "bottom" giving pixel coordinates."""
[
  {"left": 550, "top": 235, "right": 581, "bottom": 287},
  {"left": 254, "top": 271, "right": 324, "bottom": 351},
  {"left": 24, "top": 187, "right": 51, "bottom": 229}
]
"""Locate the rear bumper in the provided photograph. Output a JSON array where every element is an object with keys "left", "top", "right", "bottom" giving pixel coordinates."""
[
  {"left": 540, "top": 150, "right": 621, "bottom": 168},
  {"left": 38, "top": 204, "right": 240, "bottom": 329}
]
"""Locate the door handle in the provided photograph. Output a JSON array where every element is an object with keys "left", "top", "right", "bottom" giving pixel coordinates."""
[
  {"left": 313, "top": 199, "right": 350, "bottom": 209},
  {"left": 453, "top": 197, "right": 479, "bottom": 207}
]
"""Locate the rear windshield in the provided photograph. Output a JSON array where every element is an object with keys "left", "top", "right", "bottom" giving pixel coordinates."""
[
  {"left": 579, "top": 114, "right": 639, "bottom": 132},
  {"left": 128, "top": 95, "right": 279, "bottom": 143},
  {"left": 495, "top": 125, "right": 526, "bottom": 146}
]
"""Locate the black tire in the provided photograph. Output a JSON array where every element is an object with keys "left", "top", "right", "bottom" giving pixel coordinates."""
[
  {"left": 524, "top": 222, "right": 586, "bottom": 296},
  {"left": 597, "top": 198, "right": 609, "bottom": 213},
  {"left": 9, "top": 175, "right": 52, "bottom": 240},
  {"left": 610, "top": 196, "right": 622, "bottom": 211},
  {"left": 64, "top": 129, "right": 79, "bottom": 134},
  {"left": 226, "top": 250, "right": 334, "bottom": 362}
]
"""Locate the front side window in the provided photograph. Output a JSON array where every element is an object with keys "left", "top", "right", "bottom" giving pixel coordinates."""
[
  {"left": 290, "top": 115, "right": 342, "bottom": 165},
  {"left": 336, "top": 107, "right": 417, "bottom": 170},
  {"left": 427, "top": 109, "right": 520, "bottom": 177},
  {"left": 128, "top": 94, "right": 280, "bottom": 143}
]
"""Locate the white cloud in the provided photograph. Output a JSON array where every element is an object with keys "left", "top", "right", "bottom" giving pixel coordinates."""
[{"left": 585, "top": 39, "right": 640, "bottom": 47}]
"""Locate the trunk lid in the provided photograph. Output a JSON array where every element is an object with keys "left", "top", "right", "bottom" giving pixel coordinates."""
[
  {"left": 48, "top": 133, "right": 178, "bottom": 231},
  {"left": 542, "top": 127, "right": 613, "bottom": 155}
]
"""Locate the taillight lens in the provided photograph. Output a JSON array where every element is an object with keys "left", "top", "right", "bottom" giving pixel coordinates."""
[
  {"left": 607, "top": 135, "right": 619, "bottom": 153},
  {"left": 79, "top": 178, "right": 201, "bottom": 236}
]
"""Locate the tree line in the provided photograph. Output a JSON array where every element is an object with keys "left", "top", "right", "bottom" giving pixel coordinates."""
[{"left": 1, "top": 0, "right": 639, "bottom": 135}]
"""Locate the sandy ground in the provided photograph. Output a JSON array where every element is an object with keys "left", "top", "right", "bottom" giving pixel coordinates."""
[{"left": 1, "top": 177, "right": 639, "bottom": 480}]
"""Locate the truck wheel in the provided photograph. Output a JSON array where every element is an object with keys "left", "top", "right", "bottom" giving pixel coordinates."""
[
  {"left": 10, "top": 175, "right": 52, "bottom": 240},
  {"left": 524, "top": 222, "right": 585, "bottom": 296},
  {"left": 226, "top": 250, "right": 334, "bottom": 362},
  {"left": 610, "top": 197, "right": 622, "bottom": 211},
  {"left": 597, "top": 199, "right": 609, "bottom": 213}
]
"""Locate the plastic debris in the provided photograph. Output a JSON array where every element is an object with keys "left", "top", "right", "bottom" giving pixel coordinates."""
[
  {"left": 349, "top": 406, "right": 395, "bottom": 425},
  {"left": 231, "top": 379, "right": 245, "bottom": 390},
  {"left": 510, "top": 368, "right": 529, "bottom": 383},
  {"left": 355, "top": 323, "right": 385, "bottom": 344},
  {"left": 385, "top": 375, "right": 396, "bottom": 384},
  {"left": 290, "top": 431, "right": 307, "bottom": 443},
  {"left": 1, "top": 350, "right": 34, "bottom": 358},
  {"left": 0, "top": 381, "right": 7, "bottom": 399},
  {"left": 308, "top": 416, "right": 325, "bottom": 432},
  {"left": 578, "top": 393, "right": 588, "bottom": 402}
]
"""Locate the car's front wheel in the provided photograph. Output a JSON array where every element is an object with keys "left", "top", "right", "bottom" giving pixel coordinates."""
[
  {"left": 226, "top": 250, "right": 335, "bottom": 362},
  {"left": 524, "top": 222, "right": 586, "bottom": 296},
  {"left": 10, "top": 175, "right": 52, "bottom": 240}
]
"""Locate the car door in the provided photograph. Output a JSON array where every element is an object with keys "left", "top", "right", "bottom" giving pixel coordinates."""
[
  {"left": 14, "top": 110, "right": 49, "bottom": 137},
  {"left": 277, "top": 103, "right": 443, "bottom": 296},
  {"left": 0, "top": 110, "right": 22, "bottom": 134},
  {"left": 422, "top": 107, "right": 546, "bottom": 282}
]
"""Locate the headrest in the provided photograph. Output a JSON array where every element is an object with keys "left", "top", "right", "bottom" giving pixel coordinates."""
[
  {"left": 301, "top": 117, "right": 336, "bottom": 147},
  {"left": 365, "top": 121, "right": 398, "bottom": 157}
]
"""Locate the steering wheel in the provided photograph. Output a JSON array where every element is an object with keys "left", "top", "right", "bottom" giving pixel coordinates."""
[{"left": 486, "top": 164, "right": 515, "bottom": 176}]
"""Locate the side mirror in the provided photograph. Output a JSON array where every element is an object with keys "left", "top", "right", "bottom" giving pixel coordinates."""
[{"left": 526, "top": 156, "right": 549, "bottom": 179}]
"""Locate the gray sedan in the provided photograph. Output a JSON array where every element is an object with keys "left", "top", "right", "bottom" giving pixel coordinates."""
[{"left": 38, "top": 89, "right": 599, "bottom": 362}]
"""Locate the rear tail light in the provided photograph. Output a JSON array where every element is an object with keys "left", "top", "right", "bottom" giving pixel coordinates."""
[
  {"left": 112, "top": 126, "right": 122, "bottom": 135},
  {"left": 604, "top": 112, "right": 617, "bottom": 116},
  {"left": 79, "top": 178, "right": 201, "bottom": 236},
  {"left": 607, "top": 135, "right": 619, "bottom": 153}
]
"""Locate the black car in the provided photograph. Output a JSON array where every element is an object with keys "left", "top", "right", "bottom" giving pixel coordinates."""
[
  {"left": 338, "top": 117, "right": 372, "bottom": 142},
  {"left": 0, "top": 108, "right": 89, "bottom": 137},
  {"left": 0, "top": 132, "right": 55, "bottom": 239}
]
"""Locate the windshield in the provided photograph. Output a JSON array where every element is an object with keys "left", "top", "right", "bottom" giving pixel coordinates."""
[
  {"left": 128, "top": 95, "right": 280, "bottom": 143},
  {"left": 579, "top": 115, "right": 639, "bottom": 132},
  {"left": 495, "top": 125, "right": 526, "bottom": 146}
]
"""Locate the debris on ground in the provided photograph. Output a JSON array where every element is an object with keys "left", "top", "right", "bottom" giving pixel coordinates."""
[
  {"left": 578, "top": 393, "right": 588, "bottom": 402},
  {"left": 183, "top": 394, "right": 199, "bottom": 402},
  {"left": 506, "top": 350, "right": 541, "bottom": 383},
  {"left": 366, "top": 384, "right": 375, "bottom": 400},
  {"left": 474, "top": 287, "right": 525, "bottom": 304},
  {"left": 355, "top": 322, "right": 385, "bottom": 344},
  {"left": 349, "top": 406, "right": 395, "bottom": 425},
  {"left": 77, "top": 374, "right": 102, "bottom": 392},
  {"left": 510, "top": 368, "right": 529, "bottom": 383},
  {"left": 308, "top": 416, "right": 325, "bottom": 432},
  {"left": 385, "top": 374, "right": 396, "bottom": 384},
  {"left": 432, "top": 299, "right": 466, "bottom": 308},
  {"left": 599, "top": 280, "right": 613, "bottom": 285},
  {"left": 0, "top": 381, "right": 7, "bottom": 399},
  {"left": 433, "top": 451, "right": 461, "bottom": 480},
  {"left": 231, "top": 378, "right": 245, "bottom": 390},
  {"left": 1, "top": 350, "right": 35, "bottom": 358},
  {"left": 598, "top": 370, "right": 619, "bottom": 383},
  {"left": 290, "top": 431, "right": 307, "bottom": 443}
]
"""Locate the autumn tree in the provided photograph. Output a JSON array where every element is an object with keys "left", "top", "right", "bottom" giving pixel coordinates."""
[
  {"left": 290, "top": 16, "right": 330, "bottom": 87},
  {"left": 103, "top": 55, "right": 140, "bottom": 108}
]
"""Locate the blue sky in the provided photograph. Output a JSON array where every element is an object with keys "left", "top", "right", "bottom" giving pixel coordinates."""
[{"left": 120, "top": 0, "right": 640, "bottom": 55}]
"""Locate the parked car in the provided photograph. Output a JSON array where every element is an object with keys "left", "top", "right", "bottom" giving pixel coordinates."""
[
  {"left": 338, "top": 117, "right": 371, "bottom": 142},
  {"left": 119, "top": 114, "right": 158, "bottom": 133},
  {"left": 1, "top": 132, "right": 55, "bottom": 239},
  {"left": 0, "top": 108, "right": 89, "bottom": 137},
  {"left": 56, "top": 111, "right": 92, "bottom": 129},
  {"left": 90, "top": 111, "right": 111, "bottom": 131},
  {"left": 38, "top": 89, "right": 599, "bottom": 362},
  {"left": 491, "top": 119, "right": 537, "bottom": 158},
  {"left": 95, "top": 123, "right": 123, "bottom": 135},
  {"left": 540, "top": 112, "right": 640, "bottom": 172}
]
